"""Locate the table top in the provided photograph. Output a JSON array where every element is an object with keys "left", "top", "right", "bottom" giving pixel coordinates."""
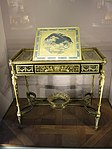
[{"left": 10, "top": 47, "right": 106, "bottom": 64}]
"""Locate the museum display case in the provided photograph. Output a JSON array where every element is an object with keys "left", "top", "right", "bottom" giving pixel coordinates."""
[
  {"left": 9, "top": 27, "right": 106, "bottom": 129},
  {"left": 1, "top": 0, "right": 112, "bottom": 129}
]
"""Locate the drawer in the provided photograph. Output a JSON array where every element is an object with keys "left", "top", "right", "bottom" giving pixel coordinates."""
[
  {"left": 81, "top": 64, "right": 99, "bottom": 73},
  {"left": 35, "top": 64, "right": 80, "bottom": 73},
  {"left": 16, "top": 65, "right": 34, "bottom": 74}
]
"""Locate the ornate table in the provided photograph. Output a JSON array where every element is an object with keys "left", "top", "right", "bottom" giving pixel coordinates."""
[{"left": 9, "top": 47, "right": 106, "bottom": 129}]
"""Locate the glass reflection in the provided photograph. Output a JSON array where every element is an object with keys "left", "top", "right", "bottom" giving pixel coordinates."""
[
  {"left": 7, "top": 0, "right": 33, "bottom": 30},
  {"left": 93, "top": 0, "right": 112, "bottom": 26}
]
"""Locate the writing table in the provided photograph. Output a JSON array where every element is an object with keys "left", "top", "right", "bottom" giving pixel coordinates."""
[{"left": 9, "top": 47, "right": 106, "bottom": 129}]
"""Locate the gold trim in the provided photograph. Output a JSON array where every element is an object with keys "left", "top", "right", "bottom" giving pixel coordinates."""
[
  {"left": 35, "top": 64, "right": 80, "bottom": 73},
  {"left": 81, "top": 64, "right": 99, "bottom": 73},
  {"left": 47, "top": 92, "right": 70, "bottom": 109},
  {"left": 16, "top": 65, "right": 34, "bottom": 74}
]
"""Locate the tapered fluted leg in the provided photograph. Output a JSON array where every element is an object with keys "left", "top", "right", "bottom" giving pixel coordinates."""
[
  {"left": 10, "top": 61, "right": 22, "bottom": 125},
  {"left": 95, "top": 67, "right": 105, "bottom": 130}
]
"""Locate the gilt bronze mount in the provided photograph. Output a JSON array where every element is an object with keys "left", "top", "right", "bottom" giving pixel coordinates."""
[{"left": 47, "top": 92, "right": 70, "bottom": 109}]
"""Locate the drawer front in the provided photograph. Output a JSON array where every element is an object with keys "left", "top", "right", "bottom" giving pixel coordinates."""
[
  {"left": 35, "top": 64, "right": 80, "bottom": 73},
  {"left": 15, "top": 64, "right": 100, "bottom": 74},
  {"left": 81, "top": 64, "right": 99, "bottom": 73},
  {"left": 16, "top": 65, "right": 34, "bottom": 74}
]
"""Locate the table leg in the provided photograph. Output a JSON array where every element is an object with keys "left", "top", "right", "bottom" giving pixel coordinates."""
[
  {"left": 10, "top": 63, "right": 22, "bottom": 125},
  {"left": 95, "top": 68, "right": 105, "bottom": 130}
]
